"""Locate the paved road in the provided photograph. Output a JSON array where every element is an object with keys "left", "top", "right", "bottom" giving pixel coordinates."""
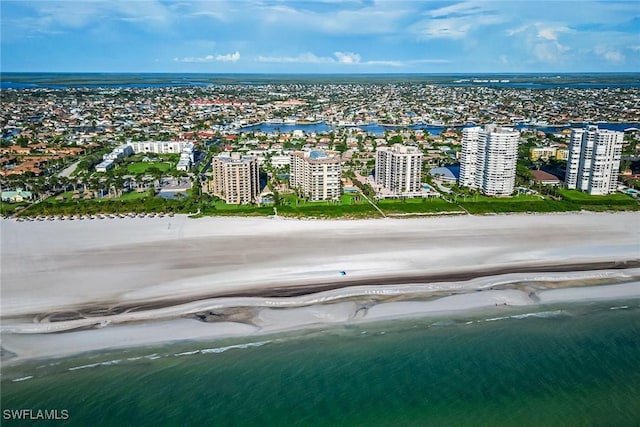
[{"left": 57, "top": 160, "right": 80, "bottom": 178}]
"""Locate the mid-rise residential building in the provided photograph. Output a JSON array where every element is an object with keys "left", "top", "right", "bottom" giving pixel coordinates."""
[
  {"left": 530, "top": 146, "right": 569, "bottom": 162},
  {"left": 211, "top": 153, "right": 260, "bottom": 204},
  {"left": 96, "top": 144, "right": 134, "bottom": 172},
  {"left": 460, "top": 125, "right": 520, "bottom": 196},
  {"left": 96, "top": 141, "right": 195, "bottom": 173},
  {"left": 375, "top": 144, "right": 423, "bottom": 195},
  {"left": 530, "top": 146, "right": 557, "bottom": 161},
  {"left": 130, "top": 141, "right": 195, "bottom": 171},
  {"left": 290, "top": 150, "right": 342, "bottom": 201},
  {"left": 129, "top": 141, "right": 193, "bottom": 155},
  {"left": 565, "top": 125, "right": 623, "bottom": 195}
]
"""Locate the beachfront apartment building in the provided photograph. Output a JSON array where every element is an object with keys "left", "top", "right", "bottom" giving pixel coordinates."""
[
  {"left": 211, "top": 153, "right": 260, "bottom": 204},
  {"left": 129, "top": 141, "right": 193, "bottom": 155},
  {"left": 130, "top": 141, "right": 196, "bottom": 171},
  {"left": 460, "top": 125, "right": 520, "bottom": 196},
  {"left": 96, "top": 144, "right": 134, "bottom": 172},
  {"left": 290, "top": 150, "right": 342, "bottom": 201},
  {"left": 96, "top": 141, "right": 196, "bottom": 172},
  {"left": 375, "top": 144, "right": 423, "bottom": 195},
  {"left": 565, "top": 125, "right": 623, "bottom": 195}
]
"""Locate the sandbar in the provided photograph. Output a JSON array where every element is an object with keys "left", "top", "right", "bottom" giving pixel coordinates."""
[{"left": 1, "top": 212, "right": 639, "bottom": 363}]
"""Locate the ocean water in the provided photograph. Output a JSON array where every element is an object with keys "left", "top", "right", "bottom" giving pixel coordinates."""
[
  {"left": 2, "top": 72, "right": 639, "bottom": 89},
  {"left": 2, "top": 300, "right": 640, "bottom": 426}
]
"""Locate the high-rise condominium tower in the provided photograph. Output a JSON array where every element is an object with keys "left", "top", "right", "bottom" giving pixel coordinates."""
[
  {"left": 211, "top": 153, "right": 260, "bottom": 204},
  {"left": 460, "top": 125, "right": 520, "bottom": 196},
  {"left": 375, "top": 144, "right": 423, "bottom": 195},
  {"left": 565, "top": 125, "right": 623, "bottom": 195},
  {"left": 290, "top": 150, "right": 342, "bottom": 201}
]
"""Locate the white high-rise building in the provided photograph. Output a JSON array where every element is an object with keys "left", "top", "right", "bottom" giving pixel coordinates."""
[
  {"left": 290, "top": 150, "right": 342, "bottom": 201},
  {"left": 375, "top": 144, "right": 423, "bottom": 195},
  {"left": 211, "top": 153, "right": 260, "bottom": 204},
  {"left": 565, "top": 126, "right": 623, "bottom": 195},
  {"left": 459, "top": 127, "right": 481, "bottom": 188},
  {"left": 460, "top": 125, "right": 520, "bottom": 196}
]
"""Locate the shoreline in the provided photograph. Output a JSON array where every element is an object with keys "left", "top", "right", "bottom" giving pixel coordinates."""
[
  {"left": 2, "top": 211, "right": 639, "bottom": 365},
  {"left": 2, "top": 269, "right": 639, "bottom": 365}
]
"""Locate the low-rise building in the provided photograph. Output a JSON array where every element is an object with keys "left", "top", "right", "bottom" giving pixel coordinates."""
[
  {"left": 531, "top": 170, "right": 561, "bottom": 186},
  {"left": 1, "top": 189, "right": 33, "bottom": 203},
  {"left": 530, "top": 147, "right": 557, "bottom": 161}
]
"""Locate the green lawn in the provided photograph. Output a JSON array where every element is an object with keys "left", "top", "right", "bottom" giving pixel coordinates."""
[
  {"left": 558, "top": 189, "right": 636, "bottom": 202},
  {"left": 126, "top": 162, "right": 173, "bottom": 174},
  {"left": 454, "top": 190, "right": 639, "bottom": 214},
  {"left": 202, "top": 193, "right": 373, "bottom": 217},
  {"left": 378, "top": 197, "right": 459, "bottom": 214},
  {"left": 0, "top": 201, "right": 29, "bottom": 216},
  {"left": 18, "top": 189, "right": 197, "bottom": 217},
  {"left": 15, "top": 185, "right": 639, "bottom": 219},
  {"left": 114, "top": 190, "right": 154, "bottom": 201}
]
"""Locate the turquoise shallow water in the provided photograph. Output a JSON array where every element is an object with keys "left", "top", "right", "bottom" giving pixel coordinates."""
[{"left": 2, "top": 300, "right": 640, "bottom": 427}]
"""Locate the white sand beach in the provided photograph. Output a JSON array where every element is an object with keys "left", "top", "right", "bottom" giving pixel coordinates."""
[{"left": 1, "top": 212, "right": 639, "bottom": 362}]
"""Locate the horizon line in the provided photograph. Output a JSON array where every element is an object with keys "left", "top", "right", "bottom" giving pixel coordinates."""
[{"left": 3, "top": 71, "right": 640, "bottom": 75}]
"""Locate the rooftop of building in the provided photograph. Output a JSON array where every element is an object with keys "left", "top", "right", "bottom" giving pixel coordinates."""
[
  {"left": 377, "top": 144, "right": 421, "bottom": 154},
  {"left": 292, "top": 150, "right": 341, "bottom": 163},
  {"left": 531, "top": 169, "right": 561, "bottom": 182},
  {"left": 215, "top": 152, "right": 256, "bottom": 163}
]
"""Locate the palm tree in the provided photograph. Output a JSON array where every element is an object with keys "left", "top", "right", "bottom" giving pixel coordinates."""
[{"left": 113, "top": 176, "right": 125, "bottom": 197}]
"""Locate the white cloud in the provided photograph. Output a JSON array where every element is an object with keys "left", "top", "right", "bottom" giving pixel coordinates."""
[
  {"left": 334, "top": 51, "right": 361, "bottom": 64},
  {"left": 257, "top": 52, "right": 361, "bottom": 65},
  {"left": 533, "top": 41, "right": 569, "bottom": 63},
  {"left": 535, "top": 23, "right": 571, "bottom": 41},
  {"left": 257, "top": 2, "right": 411, "bottom": 35},
  {"left": 256, "top": 52, "right": 334, "bottom": 64},
  {"left": 506, "top": 24, "right": 529, "bottom": 37},
  {"left": 428, "top": 2, "right": 487, "bottom": 18},
  {"left": 411, "top": 12, "right": 503, "bottom": 40},
  {"left": 174, "top": 52, "right": 240, "bottom": 63},
  {"left": 594, "top": 46, "right": 625, "bottom": 63},
  {"left": 413, "top": 18, "right": 471, "bottom": 39},
  {"left": 216, "top": 51, "right": 241, "bottom": 62},
  {"left": 255, "top": 52, "right": 449, "bottom": 67},
  {"left": 504, "top": 20, "right": 574, "bottom": 64},
  {"left": 366, "top": 60, "right": 403, "bottom": 67},
  {"left": 25, "top": 0, "right": 171, "bottom": 29}
]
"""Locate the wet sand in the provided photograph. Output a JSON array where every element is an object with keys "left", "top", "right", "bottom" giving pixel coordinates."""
[{"left": 1, "top": 212, "right": 639, "bottom": 363}]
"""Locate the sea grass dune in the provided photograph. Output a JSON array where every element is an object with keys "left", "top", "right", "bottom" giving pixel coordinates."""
[{"left": 1, "top": 212, "right": 639, "bottom": 363}]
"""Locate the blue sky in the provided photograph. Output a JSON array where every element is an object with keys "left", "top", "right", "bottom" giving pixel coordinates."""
[{"left": 1, "top": 0, "right": 638, "bottom": 73}]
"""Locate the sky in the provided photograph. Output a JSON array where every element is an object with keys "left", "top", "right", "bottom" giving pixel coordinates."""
[{"left": 1, "top": 0, "right": 639, "bottom": 73}]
